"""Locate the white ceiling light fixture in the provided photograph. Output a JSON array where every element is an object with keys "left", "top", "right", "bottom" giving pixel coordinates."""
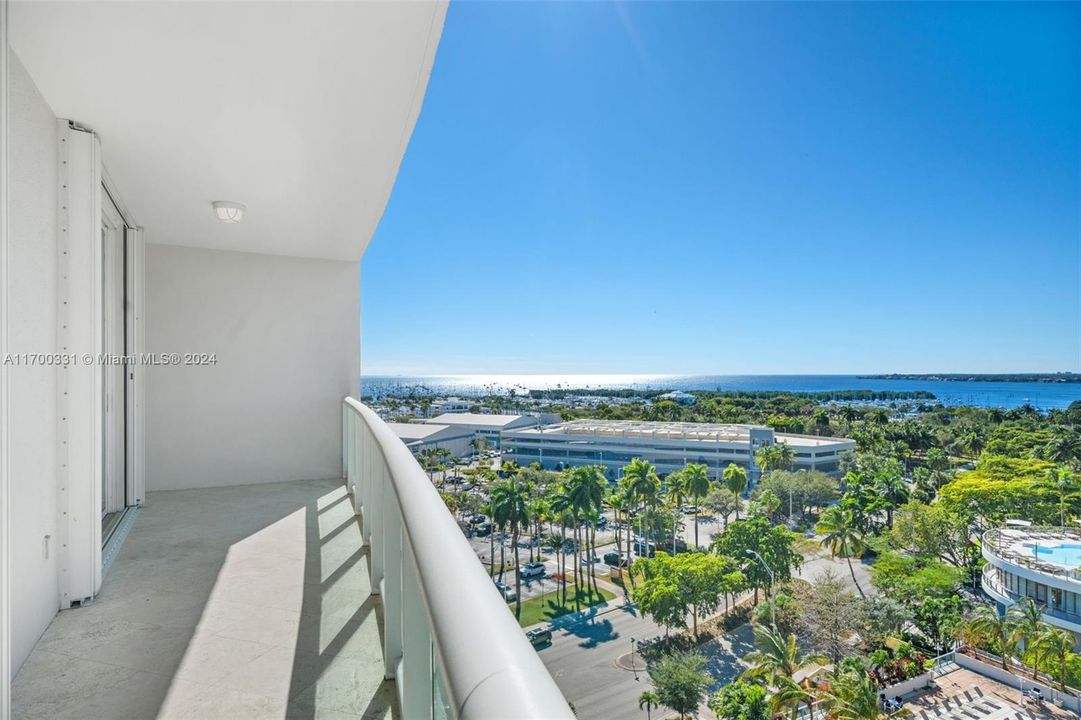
[{"left": 212, "top": 200, "right": 246, "bottom": 224}]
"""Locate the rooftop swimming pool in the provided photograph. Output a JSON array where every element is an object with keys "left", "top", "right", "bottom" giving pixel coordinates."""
[{"left": 1033, "top": 543, "right": 1081, "bottom": 567}]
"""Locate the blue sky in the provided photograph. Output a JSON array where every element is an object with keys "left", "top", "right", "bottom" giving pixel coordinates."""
[{"left": 361, "top": 1, "right": 1080, "bottom": 376}]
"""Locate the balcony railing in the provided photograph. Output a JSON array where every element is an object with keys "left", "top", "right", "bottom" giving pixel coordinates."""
[
  {"left": 982, "top": 526, "right": 1081, "bottom": 583},
  {"left": 982, "top": 567, "right": 1081, "bottom": 628},
  {"left": 342, "top": 398, "right": 573, "bottom": 720}
]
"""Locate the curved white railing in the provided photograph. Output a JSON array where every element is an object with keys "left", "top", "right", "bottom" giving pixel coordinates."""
[{"left": 342, "top": 398, "right": 573, "bottom": 720}]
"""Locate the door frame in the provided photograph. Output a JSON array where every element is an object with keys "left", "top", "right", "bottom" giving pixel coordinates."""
[
  {"left": 101, "top": 193, "right": 125, "bottom": 523},
  {"left": 58, "top": 124, "right": 146, "bottom": 606}
]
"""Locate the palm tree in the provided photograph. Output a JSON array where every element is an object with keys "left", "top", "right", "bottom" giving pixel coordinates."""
[
  {"left": 549, "top": 487, "right": 571, "bottom": 605},
  {"left": 666, "top": 470, "right": 687, "bottom": 555},
  {"left": 683, "top": 463, "right": 710, "bottom": 548},
  {"left": 820, "top": 668, "right": 886, "bottom": 720},
  {"left": 1043, "top": 468, "right": 1077, "bottom": 527},
  {"left": 744, "top": 625, "right": 828, "bottom": 720},
  {"left": 756, "top": 444, "right": 796, "bottom": 475},
  {"left": 607, "top": 487, "right": 632, "bottom": 576},
  {"left": 723, "top": 463, "right": 748, "bottom": 519},
  {"left": 623, "top": 458, "right": 660, "bottom": 562},
  {"left": 1007, "top": 597, "right": 1047, "bottom": 679},
  {"left": 567, "top": 466, "right": 606, "bottom": 596},
  {"left": 744, "top": 624, "right": 828, "bottom": 684},
  {"left": 1035, "top": 625, "right": 1075, "bottom": 690},
  {"left": 957, "top": 605, "right": 1016, "bottom": 670},
  {"left": 638, "top": 690, "right": 660, "bottom": 720},
  {"left": 1043, "top": 433, "right": 1081, "bottom": 469},
  {"left": 491, "top": 477, "right": 530, "bottom": 614},
  {"left": 874, "top": 471, "right": 908, "bottom": 527},
  {"left": 815, "top": 506, "right": 866, "bottom": 597}
]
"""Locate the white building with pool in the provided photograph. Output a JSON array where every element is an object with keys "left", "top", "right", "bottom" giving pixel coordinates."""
[{"left": 982, "top": 525, "right": 1081, "bottom": 640}]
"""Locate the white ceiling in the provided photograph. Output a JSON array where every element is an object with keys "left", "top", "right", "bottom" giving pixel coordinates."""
[{"left": 11, "top": 1, "right": 446, "bottom": 261}]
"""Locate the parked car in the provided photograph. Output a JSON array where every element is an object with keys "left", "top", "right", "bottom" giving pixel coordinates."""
[
  {"left": 468, "top": 514, "right": 488, "bottom": 526},
  {"left": 633, "top": 541, "right": 657, "bottom": 558},
  {"left": 494, "top": 580, "right": 517, "bottom": 603},
  {"left": 472, "top": 522, "right": 492, "bottom": 537},
  {"left": 526, "top": 628, "right": 553, "bottom": 647},
  {"left": 603, "top": 551, "right": 628, "bottom": 567},
  {"left": 594, "top": 516, "right": 608, "bottom": 529},
  {"left": 519, "top": 561, "right": 546, "bottom": 579}
]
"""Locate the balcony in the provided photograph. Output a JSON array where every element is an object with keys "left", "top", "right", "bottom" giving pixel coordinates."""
[
  {"left": 13, "top": 478, "right": 388, "bottom": 719},
  {"left": 11, "top": 400, "right": 570, "bottom": 719},
  {"left": 982, "top": 568, "right": 1081, "bottom": 635}
]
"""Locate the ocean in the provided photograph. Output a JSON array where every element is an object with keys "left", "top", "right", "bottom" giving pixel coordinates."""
[{"left": 361, "top": 374, "right": 1081, "bottom": 410}]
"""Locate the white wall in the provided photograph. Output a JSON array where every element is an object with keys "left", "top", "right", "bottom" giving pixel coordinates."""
[
  {"left": 146, "top": 244, "right": 359, "bottom": 490},
  {"left": 7, "top": 50, "right": 59, "bottom": 675}
]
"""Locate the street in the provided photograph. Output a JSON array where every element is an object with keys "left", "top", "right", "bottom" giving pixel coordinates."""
[{"left": 535, "top": 544, "right": 874, "bottom": 720}]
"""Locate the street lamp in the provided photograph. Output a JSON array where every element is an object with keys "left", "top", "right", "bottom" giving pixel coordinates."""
[{"left": 746, "top": 549, "right": 776, "bottom": 631}]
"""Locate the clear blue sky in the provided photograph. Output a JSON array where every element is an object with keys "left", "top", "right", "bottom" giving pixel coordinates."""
[{"left": 361, "top": 1, "right": 1080, "bottom": 376}]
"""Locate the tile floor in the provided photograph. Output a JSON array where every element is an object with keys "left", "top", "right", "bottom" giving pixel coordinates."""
[{"left": 12, "top": 478, "right": 396, "bottom": 720}]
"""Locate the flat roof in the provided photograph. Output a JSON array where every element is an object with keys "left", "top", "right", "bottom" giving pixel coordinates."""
[
  {"left": 506, "top": 419, "right": 853, "bottom": 447},
  {"left": 427, "top": 413, "right": 534, "bottom": 428},
  {"left": 387, "top": 422, "right": 455, "bottom": 441}
]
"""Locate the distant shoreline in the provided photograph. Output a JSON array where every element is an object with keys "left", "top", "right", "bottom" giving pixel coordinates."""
[{"left": 859, "top": 373, "right": 1079, "bottom": 384}]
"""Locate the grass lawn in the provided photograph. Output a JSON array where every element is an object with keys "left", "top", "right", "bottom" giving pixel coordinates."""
[{"left": 515, "top": 585, "right": 616, "bottom": 627}]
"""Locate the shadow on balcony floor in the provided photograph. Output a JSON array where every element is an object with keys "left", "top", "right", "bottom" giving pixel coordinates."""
[{"left": 12, "top": 478, "right": 396, "bottom": 720}]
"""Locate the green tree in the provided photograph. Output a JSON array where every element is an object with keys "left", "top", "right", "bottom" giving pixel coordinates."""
[
  {"left": 1042, "top": 468, "right": 1078, "bottom": 527},
  {"left": 710, "top": 681, "right": 769, "bottom": 720},
  {"left": 1007, "top": 597, "right": 1047, "bottom": 679},
  {"left": 816, "top": 506, "right": 866, "bottom": 597},
  {"left": 632, "top": 551, "right": 743, "bottom": 636},
  {"left": 666, "top": 470, "right": 688, "bottom": 555},
  {"left": 649, "top": 652, "right": 711, "bottom": 720},
  {"left": 743, "top": 625, "right": 827, "bottom": 719},
  {"left": 549, "top": 487, "right": 572, "bottom": 605},
  {"left": 870, "top": 551, "right": 962, "bottom": 602},
  {"left": 712, "top": 516, "right": 801, "bottom": 603},
  {"left": 755, "top": 444, "right": 796, "bottom": 475},
  {"left": 1035, "top": 625, "right": 1075, "bottom": 690},
  {"left": 821, "top": 667, "right": 886, "bottom": 720},
  {"left": 705, "top": 484, "right": 742, "bottom": 528},
  {"left": 491, "top": 477, "right": 530, "bottom": 614},
  {"left": 683, "top": 463, "right": 711, "bottom": 547},
  {"left": 624, "top": 458, "right": 661, "bottom": 560},
  {"left": 639, "top": 691, "right": 660, "bottom": 720},
  {"left": 566, "top": 465, "right": 606, "bottom": 596},
  {"left": 938, "top": 455, "right": 1064, "bottom": 524},
  {"left": 723, "top": 463, "right": 749, "bottom": 518},
  {"left": 872, "top": 459, "right": 908, "bottom": 527},
  {"left": 1041, "top": 433, "right": 1081, "bottom": 469},
  {"left": 956, "top": 604, "right": 1017, "bottom": 670}
]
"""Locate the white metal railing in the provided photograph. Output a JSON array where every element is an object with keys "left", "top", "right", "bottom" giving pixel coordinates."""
[
  {"left": 983, "top": 526, "right": 1081, "bottom": 583},
  {"left": 342, "top": 398, "right": 573, "bottom": 720}
]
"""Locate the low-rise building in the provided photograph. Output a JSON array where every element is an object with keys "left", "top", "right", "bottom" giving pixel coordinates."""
[
  {"left": 502, "top": 419, "right": 855, "bottom": 481},
  {"left": 386, "top": 422, "right": 475, "bottom": 459},
  {"left": 426, "top": 413, "right": 541, "bottom": 451},
  {"left": 429, "top": 397, "right": 473, "bottom": 415}
]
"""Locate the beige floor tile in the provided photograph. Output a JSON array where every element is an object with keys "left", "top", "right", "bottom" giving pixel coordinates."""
[{"left": 12, "top": 479, "right": 393, "bottom": 720}]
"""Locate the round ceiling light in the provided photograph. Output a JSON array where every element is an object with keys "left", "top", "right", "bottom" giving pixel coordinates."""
[{"left": 212, "top": 201, "right": 246, "bottom": 224}]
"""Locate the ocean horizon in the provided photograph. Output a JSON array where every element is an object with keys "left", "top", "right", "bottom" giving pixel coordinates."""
[{"left": 361, "top": 373, "right": 1081, "bottom": 411}]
